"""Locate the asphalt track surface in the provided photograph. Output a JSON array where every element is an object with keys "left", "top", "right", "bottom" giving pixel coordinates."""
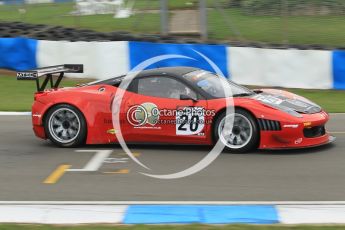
[{"left": 0, "top": 114, "right": 345, "bottom": 201}]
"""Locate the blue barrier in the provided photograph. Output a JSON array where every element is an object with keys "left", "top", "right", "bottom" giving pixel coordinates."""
[
  {"left": 201, "top": 205, "right": 279, "bottom": 224},
  {"left": 123, "top": 205, "right": 279, "bottom": 224},
  {"left": 129, "top": 41, "right": 229, "bottom": 77},
  {"left": 0, "top": 0, "right": 73, "bottom": 3},
  {"left": 333, "top": 50, "right": 345, "bottom": 90},
  {"left": 0, "top": 38, "right": 37, "bottom": 71},
  {"left": 0, "top": 37, "right": 340, "bottom": 90},
  {"left": 0, "top": 0, "right": 25, "bottom": 4}
]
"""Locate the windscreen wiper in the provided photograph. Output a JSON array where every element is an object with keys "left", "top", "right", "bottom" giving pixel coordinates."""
[{"left": 252, "top": 89, "right": 263, "bottom": 94}]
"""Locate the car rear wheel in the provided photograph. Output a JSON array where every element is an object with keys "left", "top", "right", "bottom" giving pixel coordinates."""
[
  {"left": 44, "top": 104, "right": 86, "bottom": 147},
  {"left": 214, "top": 109, "right": 259, "bottom": 153}
]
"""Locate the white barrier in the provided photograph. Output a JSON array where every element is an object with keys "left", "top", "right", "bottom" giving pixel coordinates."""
[
  {"left": 278, "top": 205, "right": 345, "bottom": 224},
  {"left": 0, "top": 205, "right": 127, "bottom": 224},
  {"left": 32, "top": 39, "right": 340, "bottom": 89},
  {"left": 228, "top": 47, "right": 333, "bottom": 89},
  {"left": 37, "top": 40, "right": 129, "bottom": 79},
  {"left": 25, "top": 0, "right": 53, "bottom": 3}
]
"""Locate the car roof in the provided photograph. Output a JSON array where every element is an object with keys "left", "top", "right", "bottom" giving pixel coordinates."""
[
  {"left": 135, "top": 66, "right": 199, "bottom": 77},
  {"left": 87, "top": 66, "right": 201, "bottom": 86}
]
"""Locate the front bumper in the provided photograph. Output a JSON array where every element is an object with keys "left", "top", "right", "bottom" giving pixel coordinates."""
[
  {"left": 260, "top": 135, "right": 335, "bottom": 150},
  {"left": 259, "top": 111, "right": 333, "bottom": 149}
]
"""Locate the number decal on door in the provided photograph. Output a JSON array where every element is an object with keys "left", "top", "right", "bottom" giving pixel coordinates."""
[
  {"left": 177, "top": 115, "right": 189, "bottom": 131},
  {"left": 176, "top": 107, "right": 205, "bottom": 135}
]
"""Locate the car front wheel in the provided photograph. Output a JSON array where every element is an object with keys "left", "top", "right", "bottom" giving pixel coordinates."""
[
  {"left": 214, "top": 109, "right": 259, "bottom": 153},
  {"left": 44, "top": 104, "right": 86, "bottom": 147}
]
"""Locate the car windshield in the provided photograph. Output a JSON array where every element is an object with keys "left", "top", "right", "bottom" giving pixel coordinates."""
[{"left": 184, "top": 70, "right": 253, "bottom": 98}]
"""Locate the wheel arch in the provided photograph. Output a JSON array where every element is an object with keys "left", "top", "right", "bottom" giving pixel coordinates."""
[
  {"left": 42, "top": 103, "right": 89, "bottom": 140},
  {"left": 211, "top": 106, "right": 260, "bottom": 146}
]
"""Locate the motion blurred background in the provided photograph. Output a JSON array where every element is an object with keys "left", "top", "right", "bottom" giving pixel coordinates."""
[
  {"left": 0, "top": 0, "right": 345, "bottom": 112},
  {"left": 0, "top": 0, "right": 344, "bottom": 48},
  {"left": 1, "top": 2, "right": 345, "bottom": 229}
]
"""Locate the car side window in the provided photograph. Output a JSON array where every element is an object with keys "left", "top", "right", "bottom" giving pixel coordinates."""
[{"left": 137, "top": 76, "right": 197, "bottom": 99}]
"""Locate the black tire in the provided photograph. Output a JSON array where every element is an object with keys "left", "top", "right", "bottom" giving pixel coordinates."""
[
  {"left": 44, "top": 104, "right": 87, "bottom": 147},
  {"left": 213, "top": 108, "right": 259, "bottom": 153}
]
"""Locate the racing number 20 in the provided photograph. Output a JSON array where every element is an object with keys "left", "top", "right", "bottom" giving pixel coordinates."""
[{"left": 178, "top": 115, "right": 199, "bottom": 132}]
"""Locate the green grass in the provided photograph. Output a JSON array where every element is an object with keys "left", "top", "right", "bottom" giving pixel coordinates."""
[
  {"left": 1, "top": 2, "right": 345, "bottom": 46},
  {"left": 288, "top": 88, "right": 345, "bottom": 113},
  {"left": 1, "top": 75, "right": 345, "bottom": 112},
  {"left": 0, "top": 0, "right": 217, "bottom": 33},
  {"left": 0, "top": 3, "right": 160, "bottom": 33},
  {"left": 1, "top": 225, "right": 345, "bottom": 230},
  {"left": 208, "top": 9, "right": 345, "bottom": 46},
  {"left": 131, "top": 0, "right": 199, "bottom": 10},
  {"left": 132, "top": 0, "right": 229, "bottom": 10},
  {"left": 0, "top": 75, "right": 89, "bottom": 111}
]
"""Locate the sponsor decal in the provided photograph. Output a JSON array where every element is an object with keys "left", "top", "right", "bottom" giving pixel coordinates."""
[
  {"left": 32, "top": 113, "right": 41, "bottom": 118},
  {"left": 17, "top": 72, "right": 37, "bottom": 80},
  {"left": 303, "top": 122, "right": 312, "bottom": 127},
  {"left": 176, "top": 107, "right": 205, "bottom": 136},
  {"left": 295, "top": 138, "right": 303, "bottom": 144},
  {"left": 283, "top": 124, "right": 299, "bottom": 128},
  {"left": 107, "top": 129, "right": 117, "bottom": 134},
  {"left": 254, "top": 94, "right": 284, "bottom": 105},
  {"left": 104, "top": 119, "right": 112, "bottom": 124},
  {"left": 126, "top": 104, "right": 213, "bottom": 135}
]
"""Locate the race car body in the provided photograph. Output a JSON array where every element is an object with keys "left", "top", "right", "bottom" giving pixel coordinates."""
[{"left": 18, "top": 65, "right": 334, "bottom": 152}]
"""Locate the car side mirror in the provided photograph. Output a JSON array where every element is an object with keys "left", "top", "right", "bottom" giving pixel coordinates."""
[{"left": 180, "top": 94, "right": 198, "bottom": 102}]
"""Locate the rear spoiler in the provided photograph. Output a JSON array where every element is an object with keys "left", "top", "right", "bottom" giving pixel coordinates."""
[{"left": 17, "top": 64, "right": 83, "bottom": 92}]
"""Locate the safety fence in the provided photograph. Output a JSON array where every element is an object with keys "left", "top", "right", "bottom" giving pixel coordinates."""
[
  {"left": 0, "top": 37, "right": 344, "bottom": 89},
  {"left": 1, "top": 1, "right": 345, "bottom": 48}
]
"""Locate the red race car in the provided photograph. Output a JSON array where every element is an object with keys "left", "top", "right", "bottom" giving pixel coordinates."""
[{"left": 17, "top": 64, "right": 335, "bottom": 152}]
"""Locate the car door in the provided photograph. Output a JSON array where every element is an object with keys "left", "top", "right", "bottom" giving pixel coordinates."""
[{"left": 121, "top": 75, "right": 209, "bottom": 144}]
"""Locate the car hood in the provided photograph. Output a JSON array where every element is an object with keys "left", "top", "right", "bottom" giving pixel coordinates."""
[{"left": 252, "top": 89, "right": 322, "bottom": 114}]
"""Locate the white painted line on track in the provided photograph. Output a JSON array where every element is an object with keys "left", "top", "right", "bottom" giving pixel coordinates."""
[
  {"left": 0, "top": 112, "right": 31, "bottom": 115},
  {"left": 2, "top": 201, "right": 345, "bottom": 205},
  {"left": 67, "top": 150, "right": 112, "bottom": 172}
]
